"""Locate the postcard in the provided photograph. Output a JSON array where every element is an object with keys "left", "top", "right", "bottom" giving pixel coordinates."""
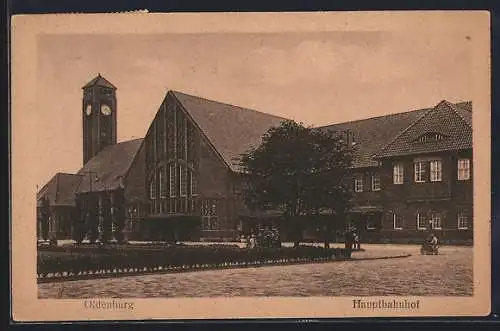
[{"left": 11, "top": 11, "right": 491, "bottom": 321}]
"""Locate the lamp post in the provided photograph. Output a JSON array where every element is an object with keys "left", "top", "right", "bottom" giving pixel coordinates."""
[{"left": 94, "top": 176, "right": 108, "bottom": 243}]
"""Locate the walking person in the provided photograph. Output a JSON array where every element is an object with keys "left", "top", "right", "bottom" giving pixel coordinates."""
[
  {"left": 249, "top": 234, "right": 257, "bottom": 249},
  {"left": 353, "top": 228, "right": 360, "bottom": 250}
]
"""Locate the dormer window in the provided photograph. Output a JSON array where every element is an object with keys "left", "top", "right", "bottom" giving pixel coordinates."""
[
  {"left": 414, "top": 132, "right": 449, "bottom": 143},
  {"left": 337, "top": 130, "right": 356, "bottom": 148}
]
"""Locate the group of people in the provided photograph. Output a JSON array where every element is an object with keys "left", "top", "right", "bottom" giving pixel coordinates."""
[{"left": 238, "top": 227, "right": 281, "bottom": 249}]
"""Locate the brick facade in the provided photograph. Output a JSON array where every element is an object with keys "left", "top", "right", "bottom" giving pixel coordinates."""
[
  {"left": 376, "top": 150, "right": 473, "bottom": 244},
  {"left": 37, "top": 75, "right": 473, "bottom": 244}
]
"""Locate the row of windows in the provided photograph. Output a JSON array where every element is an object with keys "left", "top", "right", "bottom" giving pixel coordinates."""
[
  {"left": 392, "top": 212, "right": 470, "bottom": 230},
  {"left": 393, "top": 158, "right": 470, "bottom": 184},
  {"left": 149, "top": 199, "right": 196, "bottom": 214},
  {"left": 149, "top": 163, "right": 197, "bottom": 200},
  {"left": 355, "top": 158, "right": 471, "bottom": 191},
  {"left": 354, "top": 173, "right": 380, "bottom": 192}
]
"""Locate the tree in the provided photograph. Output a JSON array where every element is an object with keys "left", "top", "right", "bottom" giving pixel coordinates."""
[{"left": 238, "top": 120, "right": 353, "bottom": 247}]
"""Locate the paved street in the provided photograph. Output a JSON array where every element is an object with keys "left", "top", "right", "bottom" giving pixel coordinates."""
[{"left": 38, "top": 245, "right": 472, "bottom": 298}]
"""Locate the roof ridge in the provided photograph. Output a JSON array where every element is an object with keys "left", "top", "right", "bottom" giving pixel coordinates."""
[
  {"left": 117, "top": 137, "right": 144, "bottom": 144},
  {"left": 442, "top": 100, "right": 473, "bottom": 129},
  {"left": 170, "top": 90, "right": 289, "bottom": 121},
  {"left": 316, "top": 107, "right": 431, "bottom": 129},
  {"left": 373, "top": 102, "right": 440, "bottom": 158}
]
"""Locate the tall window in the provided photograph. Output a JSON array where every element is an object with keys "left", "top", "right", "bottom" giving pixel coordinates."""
[
  {"left": 458, "top": 159, "right": 470, "bottom": 180},
  {"left": 393, "top": 163, "right": 404, "bottom": 184},
  {"left": 167, "top": 104, "right": 176, "bottom": 159},
  {"left": 201, "top": 200, "right": 218, "bottom": 230},
  {"left": 180, "top": 164, "right": 187, "bottom": 197},
  {"left": 169, "top": 163, "right": 177, "bottom": 197},
  {"left": 176, "top": 109, "right": 185, "bottom": 160},
  {"left": 458, "top": 213, "right": 469, "bottom": 230},
  {"left": 417, "top": 213, "right": 426, "bottom": 230},
  {"left": 430, "top": 160, "right": 442, "bottom": 182},
  {"left": 371, "top": 173, "right": 381, "bottom": 191},
  {"left": 149, "top": 178, "right": 156, "bottom": 200},
  {"left": 190, "top": 170, "right": 198, "bottom": 196},
  {"left": 159, "top": 167, "right": 167, "bottom": 198},
  {"left": 156, "top": 114, "right": 164, "bottom": 157},
  {"left": 414, "top": 162, "right": 426, "bottom": 183},
  {"left": 393, "top": 214, "right": 403, "bottom": 230},
  {"left": 430, "top": 213, "right": 442, "bottom": 229},
  {"left": 354, "top": 174, "right": 364, "bottom": 192}
]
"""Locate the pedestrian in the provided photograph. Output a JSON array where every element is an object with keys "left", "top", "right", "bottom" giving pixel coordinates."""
[
  {"left": 354, "top": 232, "right": 360, "bottom": 250},
  {"left": 249, "top": 234, "right": 257, "bottom": 249}
]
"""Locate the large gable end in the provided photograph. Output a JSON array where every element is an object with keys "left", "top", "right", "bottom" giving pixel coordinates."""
[{"left": 375, "top": 100, "right": 473, "bottom": 158}]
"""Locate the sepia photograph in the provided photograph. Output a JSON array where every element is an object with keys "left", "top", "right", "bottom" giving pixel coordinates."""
[{"left": 11, "top": 11, "right": 491, "bottom": 320}]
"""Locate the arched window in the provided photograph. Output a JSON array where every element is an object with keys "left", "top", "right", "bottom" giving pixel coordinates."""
[
  {"left": 190, "top": 170, "right": 198, "bottom": 196},
  {"left": 149, "top": 177, "right": 156, "bottom": 200}
]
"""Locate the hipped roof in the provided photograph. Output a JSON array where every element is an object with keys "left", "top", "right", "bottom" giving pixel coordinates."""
[
  {"left": 36, "top": 173, "right": 82, "bottom": 207},
  {"left": 75, "top": 138, "right": 144, "bottom": 194}
]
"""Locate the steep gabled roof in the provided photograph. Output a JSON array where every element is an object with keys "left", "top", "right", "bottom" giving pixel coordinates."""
[
  {"left": 82, "top": 74, "right": 117, "bottom": 90},
  {"left": 374, "top": 100, "right": 472, "bottom": 158},
  {"left": 452, "top": 101, "right": 472, "bottom": 127},
  {"left": 171, "top": 91, "right": 288, "bottom": 171},
  {"left": 37, "top": 173, "right": 82, "bottom": 206},
  {"left": 317, "top": 107, "right": 431, "bottom": 168},
  {"left": 76, "top": 138, "right": 144, "bottom": 193}
]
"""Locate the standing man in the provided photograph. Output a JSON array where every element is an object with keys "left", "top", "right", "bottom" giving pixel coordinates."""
[{"left": 354, "top": 230, "right": 360, "bottom": 250}]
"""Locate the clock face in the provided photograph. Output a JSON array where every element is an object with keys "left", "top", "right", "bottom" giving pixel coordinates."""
[
  {"left": 85, "top": 104, "right": 92, "bottom": 116},
  {"left": 101, "top": 104, "right": 112, "bottom": 116}
]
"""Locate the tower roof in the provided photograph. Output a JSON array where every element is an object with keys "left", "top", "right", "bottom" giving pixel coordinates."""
[{"left": 82, "top": 73, "right": 117, "bottom": 90}]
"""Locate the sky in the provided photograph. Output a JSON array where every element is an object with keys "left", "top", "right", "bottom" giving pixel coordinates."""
[{"left": 34, "top": 31, "right": 472, "bottom": 187}]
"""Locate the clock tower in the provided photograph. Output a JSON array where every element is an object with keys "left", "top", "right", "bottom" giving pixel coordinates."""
[{"left": 82, "top": 74, "right": 117, "bottom": 165}]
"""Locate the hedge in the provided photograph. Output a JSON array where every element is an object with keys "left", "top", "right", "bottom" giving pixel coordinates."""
[{"left": 37, "top": 246, "right": 351, "bottom": 279}]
